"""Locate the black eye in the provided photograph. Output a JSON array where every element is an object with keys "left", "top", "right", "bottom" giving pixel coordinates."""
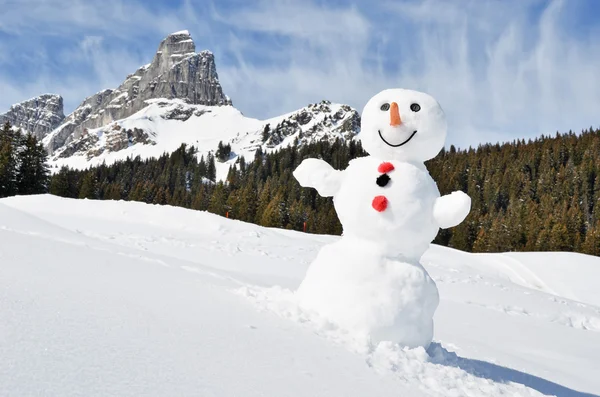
[
  {"left": 380, "top": 103, "right": 390, "bottom": 111},
  {"left": 410, "top": 103, "right": 421, "bottom": 112}
]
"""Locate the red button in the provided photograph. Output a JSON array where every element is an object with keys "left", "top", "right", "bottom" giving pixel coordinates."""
[
  {"left": 378, "top": 162, "right": 394, "bottom": 174},
  {"left": 372, "top": 195, "right": 388, "bottom": 212}
]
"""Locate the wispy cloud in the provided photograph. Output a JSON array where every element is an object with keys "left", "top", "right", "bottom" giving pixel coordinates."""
[
  {"left": 1, "top": 0, "right": 599, "bottom": 148},
  {"left": 0, "top": 0, "right": 195, "bottom": 112},
  {"left": 215, "top": 1, "right": 379, "bottom": 117},
  {"left": 0, "top": 35, "right": 148, "bottom": 112},
  {"left": 217, "top": 0, "right": 600, "bottom": 147},
  {"left": 0, "top": 0, "right": 204, "bottom": 39}
]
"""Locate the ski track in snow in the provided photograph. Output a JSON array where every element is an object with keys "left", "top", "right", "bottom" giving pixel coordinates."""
[{"left": 1, "top": 196, "right": 599, "bottom": 397}]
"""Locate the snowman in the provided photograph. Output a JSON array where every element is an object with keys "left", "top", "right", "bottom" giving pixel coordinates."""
[{"left": 293, "top": 88, "right": 471, "bottom": 349}]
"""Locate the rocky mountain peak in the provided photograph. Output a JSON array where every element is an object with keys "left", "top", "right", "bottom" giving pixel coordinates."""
[
  {"left": 0, "top": 94, "right": 65, "bottom": 140},
  {"left": 47, "top": 98, "right": 361, "bottom": 171},
  {"left": 153, "top": 30, "right": 196, "bottom": 71},
  {"left": 44, "top": 30, "right": 231, "bottom": 154},
  {"left": 259, "top": 101, "right": 360, "bottom": 149}
]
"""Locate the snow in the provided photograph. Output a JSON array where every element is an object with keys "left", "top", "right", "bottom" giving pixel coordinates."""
[
  {"left": 48, "top": 100, "right": 261, "bottom": 180},
  {"left": 1, "top": 194, "right": 599, "bottom": 396},
  {"left": 433, "top": 190, "right": 472, "bottom": 228},
  {"left": 5, "top": 93, "right": 61, "bottom": 109},
  {"left": 293, "top": 157, "right": 342, "bottom": 196},
  {"left": 296, "top": 235, "right": 440, "bottom": 349},
  {"left": 48, "top": 99, "right": 357, "bottom": 182},
  {"left": 169, "top": 30, "right": 190, "bottom": 36},
  {"left": 109, "top": 91, "right": 129, "bottom": 103}
]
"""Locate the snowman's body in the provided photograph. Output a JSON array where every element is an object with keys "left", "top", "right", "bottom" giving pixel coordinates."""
[
  {"left": 296, "top": 157, "right": 441, "bottom": 348},
  {"left": 294, "top": 88, "right": 471, "bottom": 349},
  {"left": 296, "top": 237, "right": 439, "bottom": 348},
  {"left": 332, "top": 157, "right": 440, "bottom": 258}
]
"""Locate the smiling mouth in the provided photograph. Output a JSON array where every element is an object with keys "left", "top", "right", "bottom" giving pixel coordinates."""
[{"left": 378, "top": 130, "right": 417, "bottom": 147}]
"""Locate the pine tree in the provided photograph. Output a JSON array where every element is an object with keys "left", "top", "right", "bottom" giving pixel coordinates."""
[
  {"left": 262, "top": 124, "right": 271, "bottom": 142},
  {"left": 261, "top": 192, "right": 285, "bottom": 227},
  {"left": 198, "top": 155, "right": 207, "bottom": 179},
  {"left": 582, "top": 221, "right": 600, "bottom": 256},
  {"left": 128, "top": 182, "right": 144, "bottom": 202},
  {"left": 288, "top": 200, "right": 308, "bottom": 231},
  {"left": 548, "top": 223, "right": 571, "bottom": 251},
  {"left": 236, "top": 183, "right": 257, "bottom": 222},
  {"left": 16, "top": 133, "right": 50, "bottom": 195},
  {"left": 0, "top": 121, "right": 18, "bottom": 197},
  {"left": 104, "top": 183, "right": 122, "bottom": 200},
  {"left": 208, "top": 182, "right": 227, "bottom": 215},
  {"left": 191, "top": 186, "right": 209, "bottom": 211},
  {"left": 170, "top": 187, "right": 186, "bottom": 207},
  {"left": 216, "top": 141, "right": 232, "bottom": 162},
  {"left": 79, "top": 172, "right": 99, "bottom": 199},
  {"left": 216, "top": 141, "right": 224, "bottom": 162},
  {"left": 49, "top": 166, "right": 71, "bottom": 197},
  {"left": 153, "top": 186, "right": 169, "bottom": 205},
  {"left": 255, "top": 179, "right": 272, "bottom": 224},
  {"left": 207, "top": 152, "right": 217, "bottom": 182}
]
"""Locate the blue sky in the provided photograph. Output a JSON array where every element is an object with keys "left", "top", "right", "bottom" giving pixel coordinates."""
[{"left": 1, "top": 0, "right": 600, "bottom": 148}]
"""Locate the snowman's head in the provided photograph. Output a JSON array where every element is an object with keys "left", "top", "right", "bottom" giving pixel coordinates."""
[{"left": 360, "top": 88, "right": 447, "bottom": 162}]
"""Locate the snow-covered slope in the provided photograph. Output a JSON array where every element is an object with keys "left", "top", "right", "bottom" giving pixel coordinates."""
[
  {"left": 1, "top": 195, "right": 598, "bottom": 396},
  {"left": 47, "top": 98, "right": 359, "bottom": 181}
]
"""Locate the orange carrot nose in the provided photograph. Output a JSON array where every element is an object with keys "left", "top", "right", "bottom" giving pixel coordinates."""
[{"left": 389, "top": 102, "right": 402, "bottom": 126}]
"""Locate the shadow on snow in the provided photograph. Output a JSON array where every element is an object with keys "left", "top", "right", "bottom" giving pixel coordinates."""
[{"left": 427, "top": 343, "right": 598, "bottom": 397}]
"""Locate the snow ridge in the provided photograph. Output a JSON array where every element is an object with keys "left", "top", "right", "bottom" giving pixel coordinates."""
[{"left": 48, "top": 98, "right": 360, "bottom": 182}]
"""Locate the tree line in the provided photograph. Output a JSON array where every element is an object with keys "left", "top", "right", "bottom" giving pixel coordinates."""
[
  {"left": 0, "top": 121, "right": 50, "bottom": 198},
  {"left": 4, "top": 119, "right": 600, "bottom": 256},
  {"left": 48, "top": 140, "right": 358, "bottom": 236},
  {"left": 427, "top": 127, "right": 600, "bottom": 255}
]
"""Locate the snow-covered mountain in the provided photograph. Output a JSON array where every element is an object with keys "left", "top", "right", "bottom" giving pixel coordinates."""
[
  {"left": 1, "top": 194, "right": 599, "bottom": 396},
  {"left": 47, "top": 97, "right": 359, "bottom": 181},
  {"left": 0, "top": 94, "right": 65, "bottom": 139},
  {"left": 0, "top": 30, "right": 361, "bottom": 174},
  {"left": 43, "top": 30, "right": 231, "bottom": 156}
]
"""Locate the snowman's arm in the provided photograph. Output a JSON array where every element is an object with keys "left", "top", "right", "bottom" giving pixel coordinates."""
[
  {"left": 293, "top": 158, "right": 343, "bottom": 197},
  {"left": 433, "top": 191, "right": 471, "bottom": 229}
]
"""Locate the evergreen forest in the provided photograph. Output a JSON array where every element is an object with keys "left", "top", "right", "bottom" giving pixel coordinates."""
[
  {"left": 0, "top": 121, "right": 50, "bottom": 198},
  {"left": 4, "top": 118, "right": 600, "bottom": 256}
]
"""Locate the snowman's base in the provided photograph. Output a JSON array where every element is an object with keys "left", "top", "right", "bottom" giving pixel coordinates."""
[{"left": 296, "top": 237, "right": 439, "bottom": 349}]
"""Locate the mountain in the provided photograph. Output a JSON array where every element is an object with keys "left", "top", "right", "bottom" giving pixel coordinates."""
[
  {"left": 21, "top": 31, "right": 359, "bottom": 175},
  {"left": 2, "top": 194, "right": 599, "bottom": 396},
  {"left": 1, "top": 31, "right": 359, "bottom": 175},
  {"left": 0, "top": 94, "right": 65, "bottom": 139},
  {"left": 47, "top": 98, "right": 359, "bottom": 181},
  {"left": 43, "top": 30, "right": 231, "bottom": 155}
]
